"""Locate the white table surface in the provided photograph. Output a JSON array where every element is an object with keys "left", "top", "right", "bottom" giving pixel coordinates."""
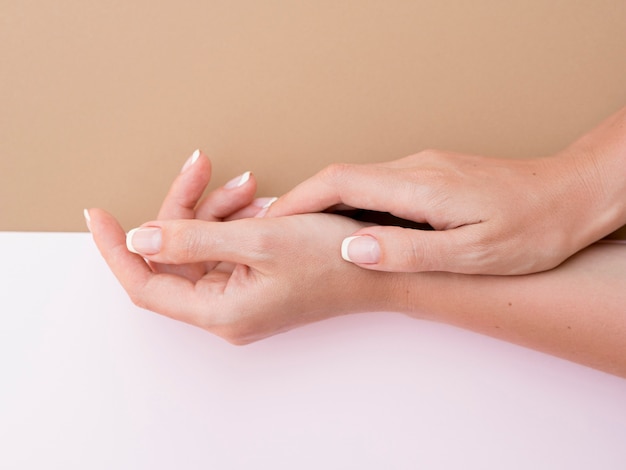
[{"left": 1, "top": 232, "right": 625, "bottom": 469}]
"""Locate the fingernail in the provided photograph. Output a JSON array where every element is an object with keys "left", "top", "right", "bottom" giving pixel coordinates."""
[
  {"left": 224, "top": 171, "right": 251, "bottom": 189},
  {"left": 126, "top": 227, "right": 162, "bottom": 255},
  {"left": 252, "top": 197, "right": 277, "bottom": 207},
  {"left": 255, "top": 197, "right": 278, "bottom": 218},
  {"left": 181, "top": 149, "right": 201, "bottom": 173},
  {"left": 341, "top": 235, "right": 380, "bottom": 264},
  {"left": 83, "top": 208, "right": 91, "bottom": 232}
]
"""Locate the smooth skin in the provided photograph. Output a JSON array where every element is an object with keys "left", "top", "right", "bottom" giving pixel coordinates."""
[
  {"left": 267, "top": 105, "right": 626, "bottom": 275},
  {"left": 88, "top": 152, "right": 395, "bottom": 343},
  {"left": 88, "top": 152, "right": 626, "bottom": 378}
]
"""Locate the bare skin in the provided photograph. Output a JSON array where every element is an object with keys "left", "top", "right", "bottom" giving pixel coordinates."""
[
  {"left": 267, "top": 106, "right": 626, "bottom": 275},
  {"left": 87, "top": 152, "right": 626, "bottom": 378}
]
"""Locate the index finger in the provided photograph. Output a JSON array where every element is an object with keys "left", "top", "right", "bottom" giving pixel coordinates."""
[
  {"left": 157, "top": 150, "right": 212, "bottom": 220},
  {"left": 266, "top": 163, "right": 428, "bottom": 221}
]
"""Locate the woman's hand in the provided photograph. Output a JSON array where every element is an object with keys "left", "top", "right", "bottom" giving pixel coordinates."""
[
  {"left": 88, "top": 210, "right": 397, "bottom": 343},
  {"left": 86, "top": 152, "right": 399, "bottom": 343},
  {"left": 145, "top": 149, "right": 274, "bottom": 280},
  {"left": 267, "top": 107, "right": 626, "bottom": 275},
  {"left": 268, "top": 152, "right": 581, "bottom": 275}
]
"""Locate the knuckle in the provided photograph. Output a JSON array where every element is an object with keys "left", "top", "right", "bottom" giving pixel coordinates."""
[
  {"left": 453, "top": 229, "right": 495, "bottom": 273},
  {"left": 470, "top": 242, "right": 499, "bottom": 273},
  {"left": 465, "top": 232, "right": 525, "bottom": 275},
  {"left": 401, "top": 162, "right": 448, "bottom": 194},
  {"left": 214, "top": 323, "right": 256, "bottom": 346},
  {"left": 172, "top": 191, "right": 196, "bottom": 211},
  {"left": 408, "top": 237, "right": 432, "bottom": 271},
  {"left": 319, "top": 162, "right": 353, "bottom": 184},
  {"left": 394, "top": 229, "right": 429, "bottom": 271},
  {"left": 418, "top": 148, "right": 443, "bottom": 159},
  {"left": 225, "top": 332, "right": 254, "bottom": 346},
  {"left": 244, "top": 225, "right": 277, "bottom": 261},
  {"left": 167, "top": 222, "right": 204, "bottom": 262},
  {"left": 128, "top": 289, "right": 149, "bottom": 310},
  {"left": 416, "top": 148, "right": 448, "bottom": 165},
  {"left": 200, "top": 301, "right": 261, "bottom": 346}
]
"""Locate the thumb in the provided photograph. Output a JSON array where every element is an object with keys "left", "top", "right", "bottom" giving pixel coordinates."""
[
  {"left": 125, "top": 218, "right": 266, "bottom": 266},
  {"left": 340, "top": 225, "right": 481, "bottom": 273}
]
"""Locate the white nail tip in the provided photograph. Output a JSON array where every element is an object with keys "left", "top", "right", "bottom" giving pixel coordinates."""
[
  {"left": 225, "top": 171, "right": 252, "bottom": 189},
  {"left": 181, "top": 149, "right": 201, "bottom": 173},
  {"left": 126, "top": 228, "right": 140, "bottom": 254},
  {"left": 83, "top": 209, "right": 91, "bottom": 231},
  {"left": 262, "top": 197, "right": 278, "bottom": 209},
  {"left": 341, "top": 236, "right": 359, "bottom": 262},
  {"left": 238, "top": 171, "right": 251, "bottom": 187},
  {"left": 190, "top": 149, "right": 200, "bottom": 164}
]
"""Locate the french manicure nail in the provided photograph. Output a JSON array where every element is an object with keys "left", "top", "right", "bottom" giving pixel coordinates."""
[
  {"left": 255, "top": 197, "right": 278, "bottom": 218},
  {"left": 181, "top": 149, "right": 201, "bottom": 173},
  {"left": 341, "top": 235, "right": 380, "bottom": 264},
  {"left": 224, "top": 171, "right": 251, "bottom": 189},
  {"left": 83, "top": 208, "right": 91, "bottom": 232},
  {"left": 262, "top": 197, "right": 278, "bottom": 209},
  {"left": 126, "top": 227, "right": 162, "bottom": 255},
  {"left": 253, "top": 197, "right": 277, "bottom": 208}
]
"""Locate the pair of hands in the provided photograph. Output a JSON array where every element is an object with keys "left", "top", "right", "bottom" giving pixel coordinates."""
[
  {"left": 88, "top": 152, "right": 401, "bottom": 343},
  {"left": 89, "top": 106, "right": 625, "bottom": 341}
]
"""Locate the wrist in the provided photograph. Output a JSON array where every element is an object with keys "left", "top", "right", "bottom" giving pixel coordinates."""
[
  {"left": 340, "top": 270, "right": 415, "bottom": 315},
  {"left": 555, "top": 137, "right": 626, "bottom": 248},
  {"left": 567, "top": 107, "right": 626, "bottom": 241},
  {"left": 378, "top": 272, "right": 434, "bottom": 320}
]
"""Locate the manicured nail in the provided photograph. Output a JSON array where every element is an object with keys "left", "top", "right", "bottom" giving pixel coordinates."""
[
  {"left": 255, "top": 197, "right": 278, "bottom": 218},
  {"left": 252, "top": 197, "right": 277, "bottom": 208},
  {"left": 83, "top": 208, "right": 91, "bottom": 232},
  {"left": 341, "top": 235, "right": 380, "bottom": 264},
  {"left": 181, "top": 149, "right": 201, "bottom": 173},
  {"left": 263, "top": 197, "right": 278, "bottom": 209},
  {"left": 126, "top": 227, "right": 162, "bottom": 255},
  {"left": 224, "top": 171, "right": 251, "bottom": 189}
]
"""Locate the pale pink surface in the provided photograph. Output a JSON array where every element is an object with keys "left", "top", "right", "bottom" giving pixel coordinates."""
[{"left": 1, "top": 232, "right": 625, "bottom": 469}]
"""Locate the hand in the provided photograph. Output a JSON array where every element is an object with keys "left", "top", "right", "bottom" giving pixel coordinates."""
[
  {"left": 267, "top": 131, "right": 626, "bottom": 275},
  {"left": 143, "top": 149, "right": 275, "bottom": 281},
  {"left": 86, "top": 155, "right": 399, "bottom": 343},
  {"left": 87, "top": 211, "right": 398, "bottom": 343}
]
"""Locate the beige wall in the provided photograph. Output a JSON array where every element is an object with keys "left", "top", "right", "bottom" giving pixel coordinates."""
[{"left": 2, "top": 0, "right": 626, "bottom": 233}]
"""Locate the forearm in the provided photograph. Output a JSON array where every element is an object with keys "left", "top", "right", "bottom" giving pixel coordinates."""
[{"left": 400, "top": 242, "right": 626, "bottom": 377}]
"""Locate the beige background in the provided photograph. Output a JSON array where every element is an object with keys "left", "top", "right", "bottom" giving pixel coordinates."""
[{"left": 1, "top": 0, "right": 625, "bottom": 233}]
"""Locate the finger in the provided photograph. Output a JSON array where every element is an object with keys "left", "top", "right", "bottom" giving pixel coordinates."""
[
  {"left": 195, "top": 171, "right": 258, "bottom": 221},
  {"left": 125, "top": 218, "right": 268, "bottom": 266},
  {"left": 157, "top": 150, "right": 212, "bottom": 220},
  {"left": 87, "top": 208, "right": 207, "bottom": 325},
  {"left": 153, "top": 150, "right": 212, "bottom": 277},
  {"left": 266, "top": 163, "right": 428, "bottom": 220},
  {"left": 155, "top": 156, "right": 255, "bottom": 277},
  {"left": 225, "top": 197, "right": 277, "bottom": 221},
  {"left": 339, "top": 224, "right": 488, "bottom": 274}
]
